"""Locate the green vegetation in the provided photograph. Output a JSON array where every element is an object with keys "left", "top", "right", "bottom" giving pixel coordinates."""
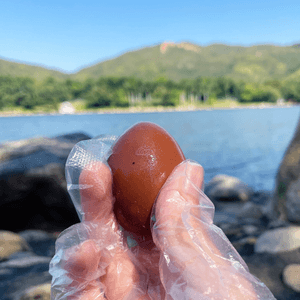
[
  {"left": 0, "top": 74, "right": 298, "bottom": 114},
  {"left": 1, "top": 42, "right": 300, "bottom": 114}
]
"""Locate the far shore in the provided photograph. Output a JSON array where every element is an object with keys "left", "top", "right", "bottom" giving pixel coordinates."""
[{"left": 0, "top": 102, "right": 297, "bottom": 117}]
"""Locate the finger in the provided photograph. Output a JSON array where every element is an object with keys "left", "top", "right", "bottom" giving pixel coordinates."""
[
  {"left": 101, "top": 248, "right": 151, "bottom": 300},
  {"left": 153, "top": 160, "right": 260, "bottom": 299},
  {"left": 63, "top": 240, "right": 102, "bottom": 281},
  {"left": 61, "top": 240, "right": 105, "bottom": 299},
  {"left": 79, "top": 161, "right": 114, "bottom": 223},
  {"left": 153, "top": 160, "right": 206, "bottom": 250},
  {"left": 67, "top": 282, "right": 106, "bottom": 300}
]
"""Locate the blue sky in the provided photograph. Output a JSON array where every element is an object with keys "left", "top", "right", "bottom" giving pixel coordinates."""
[{"left": 1, "top": 0, "right": 300, "bottom": 73}]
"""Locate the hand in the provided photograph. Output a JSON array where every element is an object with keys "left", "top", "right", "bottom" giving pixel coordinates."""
[{"left": 50, "top": 159, "right": 275, "bottom": 300}]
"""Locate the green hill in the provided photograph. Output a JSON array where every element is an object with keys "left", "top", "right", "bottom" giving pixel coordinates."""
[
  {"left": 72, "top": 42, "right": 300, "bottom": 82},
  {"left": 0, "top": 57, "right": 68, "bottom": 81},
  {"left": 2, "top": 42, "right": 300, "bottom": 82}
]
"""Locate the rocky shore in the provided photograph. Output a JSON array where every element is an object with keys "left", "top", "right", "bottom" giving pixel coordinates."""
[
  {"left": 0, "top": 101, "right": 296, "bottom": 118},
  {"left": 1, "top": 125, "right": 300, "bottom": 299}
]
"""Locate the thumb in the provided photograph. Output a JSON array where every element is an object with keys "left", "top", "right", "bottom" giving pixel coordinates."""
[{"left": 152, "top": 160, "right": 265, "bottom": 300}]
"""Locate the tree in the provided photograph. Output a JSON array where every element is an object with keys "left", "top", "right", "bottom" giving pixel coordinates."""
[
  {"left": 281, "top": 81, "right": 300, "bottom": 102},
  {"left": 36, "top": 77, "right": 71, "bottom": 110},
  {"left": 65, "top": 79, "right": 85, "bottom": 99},
  {"left": 160, "top": 89, "right": 180, "bottom": 106},
  {"left": 85, "top": 86, "right": 113, "bottom": 108},
  {"left": 240, "top": 83, "right": 281, "bottom": 103}
]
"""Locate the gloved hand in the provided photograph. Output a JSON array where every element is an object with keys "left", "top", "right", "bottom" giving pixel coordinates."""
[{"left": 49, "top": 137, "right": 276, "bottom": 300}]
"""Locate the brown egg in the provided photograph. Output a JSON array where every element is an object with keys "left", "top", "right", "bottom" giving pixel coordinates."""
[{"left": 108, "top": 122, "right": 185, "bottom": 238}]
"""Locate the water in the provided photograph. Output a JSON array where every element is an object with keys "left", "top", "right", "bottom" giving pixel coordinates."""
[{"left": 1, "top": 106, "right": 299, "bottom": 191}]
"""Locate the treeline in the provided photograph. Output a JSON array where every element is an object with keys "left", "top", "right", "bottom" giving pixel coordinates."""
[{"left": 0, "top": 75, "right": 299, "bottom": 110}]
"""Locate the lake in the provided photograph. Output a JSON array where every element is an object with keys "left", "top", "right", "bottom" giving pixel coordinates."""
[{"left": 0, "top": 106, "right": 299, "bottom": 191}]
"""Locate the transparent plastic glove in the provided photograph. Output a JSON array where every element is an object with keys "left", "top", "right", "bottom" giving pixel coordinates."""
[{"left": 49, "top": 136, "right": 276, "bottom": 300}]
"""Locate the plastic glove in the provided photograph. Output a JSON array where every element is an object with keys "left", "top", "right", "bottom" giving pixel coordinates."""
[{"left": 49, "top": 136, "right": 276, "bottom": 300}]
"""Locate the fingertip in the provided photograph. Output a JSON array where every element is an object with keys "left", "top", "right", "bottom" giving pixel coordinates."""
[
  {"left": 79, "top": 161, "right": 114, "bottom": 222},
  {"left": 79, "top": 161, "right": 112, "bottom": 188},
  {"left": 64, "top": 240, "right": 101, "bottom": 279},
  {"left": 166, "top": 159, "right": 204, "bottom": 192}
]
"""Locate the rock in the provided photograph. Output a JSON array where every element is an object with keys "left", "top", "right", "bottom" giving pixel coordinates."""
[
  {"left": 0, "top": 132, "right": 91, "bottom": 232},
  {"left": 243, "top": 250, "right": 300, "bottom": 300},
  {"left": 274, "top": 116, "right": 300, "bottom": 223},
  {"left": 285, "top": 178, "right": 300, "bottom": 222},
  {"left": 0, "top": 132, "right": 91, "bottom": 178},
  {"left": 282, "top": 264, "right": 300, "bottom": 293},
  {"left": 255, "top": 226, "right": 300, "bottom": 254},
  {"left": 237, "top": 202, "right": 264, "bottom": 221},
  {"left": 20, "top": 283, "right": 51, "bottom": 300},
  {"left": 213, "top": 211, "right": 238, "bottom": 225},
  {"left": 218, "top": 222, "right": 244, "bottom": 241},
  {"left": 0, "top": 231, "right": 30, "bottom": 261},
  {"left": 0, "top": 254, "right": 51, "bottom": 268},
  {"left": 242, "top": 225, "right": 259, "bottom": 236},
  {"left": 251, "top": 190, "right": 273, "bottom": 206},
  {"left": 205, "top": 174, "right": 254, "bottom": 203},
  {"left": 19, "top": 230, "right": 56, "bottom": 257},
  {"left": 0, "top": 251, "right": 52, "bottom": 300},
  {"left": 232, "top": 236, "right": 257, "bottom": 256}
]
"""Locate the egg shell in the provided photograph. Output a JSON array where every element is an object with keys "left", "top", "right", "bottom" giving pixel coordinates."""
[{"left": 108, "top": 122, "right": 185, "bottom": 237}]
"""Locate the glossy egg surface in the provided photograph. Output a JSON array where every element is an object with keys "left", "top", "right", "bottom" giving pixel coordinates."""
[{"left": 108, "top": 122, "right": 185, "bottom": 237}]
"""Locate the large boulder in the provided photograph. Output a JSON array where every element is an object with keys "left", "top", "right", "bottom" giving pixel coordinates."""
[
  {"left": 0, "top": 132, "right": 91, "bottom": 232},
  {"left": 274, "top": 116, "right": 300, "bottom": 223},
  {"left": 205, "top": 174, "right": 254, "bottom": 203}
]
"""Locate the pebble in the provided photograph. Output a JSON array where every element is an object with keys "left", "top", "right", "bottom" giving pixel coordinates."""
[
  {"left": 282, "top": 264, "right": 300, "bottom": 293},
  {"left": 20, "top": 282, "right": 51, "bottom": 300},
  {"left": 0, "top": 231, "right": 31, "bottom": 260},
  {"left": 255, "top": 226, "right": 300, "bottom": 254}
]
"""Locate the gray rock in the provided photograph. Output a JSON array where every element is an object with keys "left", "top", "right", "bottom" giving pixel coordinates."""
[
  {"left": 18, "top": 230, "right": 56, "bottom": 257},
  {"left": 274, "top": 116, "right": 300, "bottom": 223},
  {"left": 282, "top": 264, "right": 300, "bottom": 293},
  {"left": 255, "top": 226, "right": 300, "bottom": 254},
  {"left": 237, "top": 202, "right": 264, "bottom": 220},
  {"left": 242, "top": 225, "right": 259, "bottom": 236},
  {"left": 0, "top": 132, "right": 91, "bottom": 178},
  {"left": 213, "top": 211, "right": 238, "bottom": 225},
  {"left": 205, "top": 174, "right": 254, "bottom": 202},
  {"left": 243, "top": 250, "right": 300, "bottom": 300},
  {"left": 0, "top": 251, "right": 52, "bottom": 300},
  {"left": 0, "top": 132, "right": 91, "bottom": 232},
  {"left": 232, "top": 236, "right": 257, "bottom": 256},
  {"left": 285, "top": 177, "right": 300, "bottom": 222},
  {"left": 0, "top": 255, "right": 51, "bottom": 268},
  {"left": 1, "top": 271, "right": 52, "bottom": 300}
]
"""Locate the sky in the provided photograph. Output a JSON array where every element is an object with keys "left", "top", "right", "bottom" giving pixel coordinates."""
[{"left": 1, "top": 0, "right": 300, "bottom": 73}]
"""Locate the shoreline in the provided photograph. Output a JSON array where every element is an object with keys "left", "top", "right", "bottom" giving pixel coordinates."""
[{"left": 0, "top": 102, "right": 297, "bottom": 117}]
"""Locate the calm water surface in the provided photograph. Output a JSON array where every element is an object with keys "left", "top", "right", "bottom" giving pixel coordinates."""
[{"left": 1, "top": 106, "right": 299, "bottom": 191}]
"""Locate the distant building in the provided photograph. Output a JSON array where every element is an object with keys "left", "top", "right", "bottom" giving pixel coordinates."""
[{"left": 59, "top": 101, "right": 75, "bottom": 114}]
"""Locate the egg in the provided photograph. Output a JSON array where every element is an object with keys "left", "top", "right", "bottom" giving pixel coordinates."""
[{"left": 108, "top": 122, "right": 185, "bottom": 238}]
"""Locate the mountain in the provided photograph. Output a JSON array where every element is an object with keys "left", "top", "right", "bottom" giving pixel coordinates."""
[
  {"left": 0, "top": 57, "right": 68, "bottom": 81},
  {"left": 2, "top": 42, "right": 300, "bottom": 82},
  {"left": 72, "top": 42, "right": 300, "bottom": 82}
]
